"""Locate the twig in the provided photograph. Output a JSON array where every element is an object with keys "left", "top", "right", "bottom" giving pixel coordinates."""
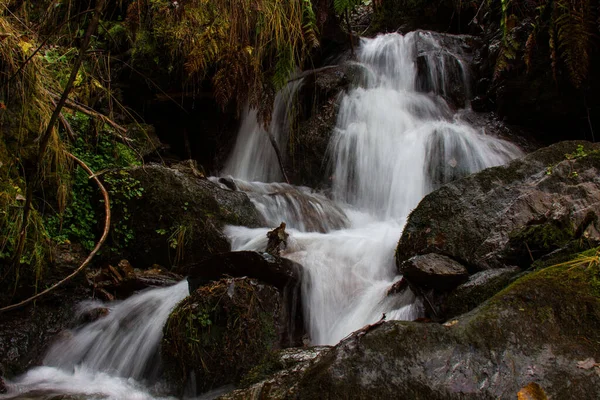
[
  {"left": 265, "top": 130, "right": 290, "bottom": 184},
  {"left": 525, "top": 242, "right": 534, "bottom": 263},
  {"left": 0, "top": 152, "right": 111, "bottom": 313},
  {"left": 50, "top": 98, "right": 76, "bottom": 142},
  {"left": 46, "top": 90, "right": 130, "bottom": 136}
]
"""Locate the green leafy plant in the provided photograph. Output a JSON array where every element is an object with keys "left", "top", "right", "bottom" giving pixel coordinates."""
[{"left": 46, "top": 118, "right": 142, "bottom": 251}]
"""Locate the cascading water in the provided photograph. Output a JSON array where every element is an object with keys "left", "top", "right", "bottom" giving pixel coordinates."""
[
  {"left": 223, "top": 31, "right": 523, "bottom": 344},
  {"left": 1, "top": 31, "right": 525, "bottom": 399},
  {"left": 1, "top": 282, "right": 189, "bottom": 399}
]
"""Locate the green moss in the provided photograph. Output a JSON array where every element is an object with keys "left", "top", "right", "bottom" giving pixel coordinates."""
[
  {"left": 460, "top": 248, "right": 600, "bottom": 354},
  {"left": 162, "top": 278, "right": 280, "bottom": 394},
  {"left": 239, "top": 350, "right": 285, "bottom": 388},
  {"left": 510, "top": 220, "right": 574, "bottom": 252}
]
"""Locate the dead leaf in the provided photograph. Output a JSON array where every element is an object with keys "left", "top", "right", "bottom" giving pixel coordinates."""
[
  {"left": 443, "top": 320, "right": 458, "bottom": 327},
  {"left": 517, "top": 382, "right": 548, "bottom": 400},
  {"left": 577, "top": 358, "right": 598, "bottom": 370},
  {"left": 15, "top": 194, "right": 25, "bottom": 201}
]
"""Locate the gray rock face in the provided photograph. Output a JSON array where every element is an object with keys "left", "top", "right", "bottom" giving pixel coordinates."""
[
  {"left": 399, "top": 253, "right": 469, "bottom": 291},
  {"left": 397, "top": 141, "right": 600, "bottom": 271},
  {"left": 291, "top": 63, "right": 361, "bottom": 188},
  {"left": 103, "top": 163, "right": 262, "bottom": 268},
  {"left": 444, "top": 266, "right": 521, "bottom": 318},
  {"left": 225, "top": 261, "right": 600, "bottom": 399},
  {"left": 218, "top": 347, "right": 330, "bottom": 400}
]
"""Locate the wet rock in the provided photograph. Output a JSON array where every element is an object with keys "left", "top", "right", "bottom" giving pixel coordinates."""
[
  {"left": 102, "top": 164, "right": 262, "bottom": 268},
  {"left": 267, "top": 222, "right": 289, "bottom": 256},
  {"left": 77, "top": 306, "right": 110, "bottom": 324},
  {"left": 218, "top": 347, "right": 331, "bottom": 399},
  {"left": 183, "top": 251, "right": 300, "bottom": 292},
  {"left": 162, "top": 277, "right": 282, "bottom": 394},
  {"left": 399, "top": 253, "right": 468, "bottom": 291},
  {"left": 414, "top": 31, "right": 481, "bottom": 109},
  {"left": 86, "top": 260, "right": 182, "bottom": 299},
  {"left": 397, "top": 141, "right": 600, "bottom": 271},
  {"left": 245, "top": 256, "right": 600, "bottom": 399},
  {"left": 443, "top": 266, "right": 521, "bottom": 319},
  {"left": 0, "top": 296, "right": 82, "bottom": 378},
  {"left": 386, "top": 277, "right": 409, "bottom": 297},
  {"left": 290, "top": 63, "right": 361, "bottom": 188},
  {"left": 183, "top": 251, "right": 303, "bottom": 347}
]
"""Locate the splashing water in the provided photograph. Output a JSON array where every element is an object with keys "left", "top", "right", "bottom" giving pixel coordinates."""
[
  {"left": 223, "top": 32, "right": 523, "bottom": 344},
  {"left": 1, "top": 282, "right": 189, "bottom": 399}
]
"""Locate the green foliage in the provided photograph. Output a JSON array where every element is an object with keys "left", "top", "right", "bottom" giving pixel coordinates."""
[
  {"left": 333, "top": 0, "right": 365, "bottom": 15},
  {"left": 128, "top": 0, "right": 319, "bottom": 114},
  {"left": 103, "top": 170, "right": 144, "bottom": 250},
  {"left": 46, "top": 115, "right": 142, "bottom": 251},
  {"left": 496, "top": 0, "right": 599, "bottom": 88}
]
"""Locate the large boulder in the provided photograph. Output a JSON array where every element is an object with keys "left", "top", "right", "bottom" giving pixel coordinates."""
[
  {"left": 102, "top": 163, "right": 262, "bottom": 268},
  {"left": 397, "top": 141, "right": 600, "bottom": 272},
  {"left": 162, "top": 277, "right": 283, "bottom": 395},
  {"left": 183, "top": 251, "right": 304, "bottom": 347},
  {"left": 224, "top": 253, "right": 600, "bottom": 399}
]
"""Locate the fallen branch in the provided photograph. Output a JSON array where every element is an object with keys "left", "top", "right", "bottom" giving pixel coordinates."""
[
  {"left": 47, "top": 90, "right": 131, "bottom": 138},
  {"left": 0, "top": 152, "right": 111, "bottom": 313},
  {"left": 50, "top": 98, "right": 76, "bottom": 142}
]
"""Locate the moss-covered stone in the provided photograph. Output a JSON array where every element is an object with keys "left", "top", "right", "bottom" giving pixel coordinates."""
[
  {"left": 162, "top": 277, "right": 280, "bottom": 394},
  {"left": 397, "top": 141, "right": 600, "bottom": 271},
  {"left": 102, "top": 164, "right": 262, "bottom": 268},
  {"left": 246, "top": 250, "right": 600, "bottom": 399}
]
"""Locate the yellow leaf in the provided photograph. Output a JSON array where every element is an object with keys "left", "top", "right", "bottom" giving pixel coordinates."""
[{"left": 19, "top": 40, "right": 33, "bottom": 54}]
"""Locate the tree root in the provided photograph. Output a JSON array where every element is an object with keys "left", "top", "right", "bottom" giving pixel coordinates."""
[{"left": 0, "top": 152, "right": 111, "bottom": 313}]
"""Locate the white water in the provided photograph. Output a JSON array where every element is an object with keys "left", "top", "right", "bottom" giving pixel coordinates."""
[
  {"left": 222, "top": 31, "right": 523, "bottom": 345},
  {"left": 1, "top": 31, "right": 525, "bottom": 399},
  {"left": 1, "top": 282, "right": 189, "bottom": 399}
]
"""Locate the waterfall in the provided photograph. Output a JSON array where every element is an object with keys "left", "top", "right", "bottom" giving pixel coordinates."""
[
  {"left": 1, "top": 31, "right": 525, "bottom": 399},
  {"left": 224, "top": 32, "right": 522, "bottom": 344}
]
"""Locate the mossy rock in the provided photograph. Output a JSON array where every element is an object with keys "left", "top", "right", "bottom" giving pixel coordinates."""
[
  {"left": 162, "top": 277, "right": 281, "bottom": 394},
  {"left": 397, "top": 141, "right": 600, "bottom": 272},
  {"left": 102, "top": 164, "right": 262, "bottom": 268},
  {"left": 244, "top": 249, "right": 600, "bottom": 399}
]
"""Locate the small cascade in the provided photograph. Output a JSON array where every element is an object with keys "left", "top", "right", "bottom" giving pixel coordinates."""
[
  {"left": 1, "top": 281, "right": 189, "bottom": 399},
  {"left": 223, "top": 31, "right": 523, "bottom": 345},
  {"left": 222, "top": 79, "right": 303, "bottom": 182},
  {"left": 331, "top": 32, "right": 522, "bottom": 220},
  {"left": 211, "top": 177, "right": 348, "bottom": 233}
]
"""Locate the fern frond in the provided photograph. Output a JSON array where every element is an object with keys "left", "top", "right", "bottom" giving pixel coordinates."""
[
  {"left": 554, "top": 0, "right": 594, "bottom": 88},
  {"left": 302, "top": 0, "right": 320, "bottom": 49}
]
